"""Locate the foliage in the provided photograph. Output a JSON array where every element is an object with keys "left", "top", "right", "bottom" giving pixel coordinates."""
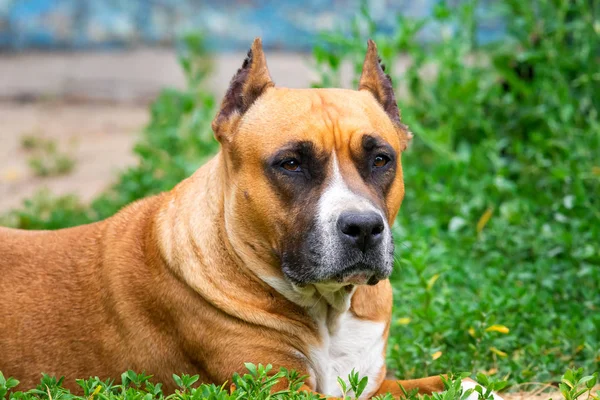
[
  {"left": 1, "top": 0, "right": 599, "bottom": 390},
  {"left": 0, "top": 365, "right": 324, "bottom": 400},
  {"left": 0, "top": 189, "right": 89, "bottom": 229},
  {"left": 1, "top": 367, "right": 598, "bottom": 400},
  {"left": 89, "top": 31, "right": 218, "bottom": 221},
  {"left": 559, "top": 368, "right": 599, "bottom": 400},
  {"left": 337, "top": 369, "right": 369, "bottom": 399}
]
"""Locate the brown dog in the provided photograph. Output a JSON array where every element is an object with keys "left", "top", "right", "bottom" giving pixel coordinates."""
[{"left": 0, "top": 39, "right": 500, "bottom": 399}]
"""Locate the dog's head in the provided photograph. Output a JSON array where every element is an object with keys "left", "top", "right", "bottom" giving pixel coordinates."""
[{"left": 212, "top": 38, "right": 410, "bottom": 291}]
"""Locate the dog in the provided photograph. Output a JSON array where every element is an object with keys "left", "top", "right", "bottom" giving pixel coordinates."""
[{"left": 0, "top": 38, "right": 502, "bottom": 399}]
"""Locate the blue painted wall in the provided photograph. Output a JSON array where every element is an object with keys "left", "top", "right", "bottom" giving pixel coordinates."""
[{"left": 0, "top": 0, "right": 501, "bottom": 51}]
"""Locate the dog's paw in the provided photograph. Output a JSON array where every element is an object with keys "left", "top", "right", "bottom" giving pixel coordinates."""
[{"left": 461, "top": 379, "right": 505, "bottom": 400}]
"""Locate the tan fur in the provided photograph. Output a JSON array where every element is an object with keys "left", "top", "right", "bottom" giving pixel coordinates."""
[{"left": 0, "top": 39, "right": 446, "bottom": 398}]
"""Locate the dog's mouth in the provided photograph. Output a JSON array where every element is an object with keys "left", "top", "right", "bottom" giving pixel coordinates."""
[
  {"left": 330, "top": 262, "right": 387, "bottom": 286},
  {"left": 280, "top": 231, "right": 394, "bottom": 288},
  {"left": 282, "top": 260, "right": 385, "bottom": 288}
]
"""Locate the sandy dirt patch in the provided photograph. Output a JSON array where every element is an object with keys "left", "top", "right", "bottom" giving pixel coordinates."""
[{"left": 0, "top": 102, "right": 147, "bottom": 213}]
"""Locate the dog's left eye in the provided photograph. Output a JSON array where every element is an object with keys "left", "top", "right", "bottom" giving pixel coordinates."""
[
  {"left": 281, "top": 159, "right": 302, "bottom": 172},
  {"left": 373, "top": 154, "right": 390, "bottom": 169}
]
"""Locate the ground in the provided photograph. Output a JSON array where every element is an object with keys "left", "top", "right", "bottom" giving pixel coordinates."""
[{"left": 0, "top": 102, "right": 145, "bottom": 211}]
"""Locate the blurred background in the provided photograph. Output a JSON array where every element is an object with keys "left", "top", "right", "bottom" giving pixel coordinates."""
[
  {"left": 0, "top": 0, "right": 504, "bottom": 211},
  {"left": 0, "top": 0, "right": 599, "bottom": 392}
]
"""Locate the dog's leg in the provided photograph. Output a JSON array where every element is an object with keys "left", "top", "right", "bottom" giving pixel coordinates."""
[
  {"left": 297, "top": 378, "right": 443, "bottom": 399},
  {"left": 297, "top": 384, "right": 343, "bottom": 399},
  {"left": 373, "top": 376, "right": 446, "bottom": 396},
  {"left": 297, "top": 377, "right": 442, "bottom": 399},
  {"left": 372, "top": 377, "right": 505, "bottom": 400},
  {"left": 297, "top": 384, "right": 340, "bottom": 399}
]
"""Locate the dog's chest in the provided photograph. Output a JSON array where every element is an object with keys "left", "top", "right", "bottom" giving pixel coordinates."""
[{"left": 308, "top": 311, "right": 386, "bottom": 398}]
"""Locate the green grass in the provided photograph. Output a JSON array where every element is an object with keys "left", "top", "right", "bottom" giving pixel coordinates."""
[{"left": 1, "top": 0, "right": 599, "bottom": 392}]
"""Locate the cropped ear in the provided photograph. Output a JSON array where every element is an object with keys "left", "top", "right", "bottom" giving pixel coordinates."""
[
  {"left": 212, "top": 38, "right": 274, "bottom": 142},
  {"left": 358, "top": 40, "right": 403, "bottom": 125},
  {"left": 359, "top": 40, "right": 412, "bottom": 148}
]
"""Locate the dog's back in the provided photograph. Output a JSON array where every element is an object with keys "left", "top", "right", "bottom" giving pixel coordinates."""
[
  {"left": 0, "top": 196, "right": 163, "bottom": 388},
  {"left": 0, "top": 223, "right": 105, "bottom": 381}
]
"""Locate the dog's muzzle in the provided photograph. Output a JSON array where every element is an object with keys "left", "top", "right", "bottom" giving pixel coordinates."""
[{"left": 325, "top": 210, "right": 391, "bottom": 285}]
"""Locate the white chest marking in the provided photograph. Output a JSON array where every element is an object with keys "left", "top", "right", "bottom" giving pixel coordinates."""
[{"left": 308, "top": 311, "right": 386, "bottom": 398}]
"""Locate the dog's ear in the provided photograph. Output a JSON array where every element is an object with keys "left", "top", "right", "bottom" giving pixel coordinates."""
[
  {"left": 359, "top": 40, "right": 412, "bottom": 148},
  {"left": 358, "top": 40, "right": 402, "bottom": 126},
  {"left": 212, "top": 38, "right": 274, "bottom": 142}
]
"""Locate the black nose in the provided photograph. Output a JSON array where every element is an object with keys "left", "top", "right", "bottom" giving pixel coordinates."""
[{"left": 337, "top": 211, "right": 385, "bottom": 252}]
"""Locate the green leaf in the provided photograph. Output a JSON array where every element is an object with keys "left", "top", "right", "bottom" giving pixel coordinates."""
[
  {"left": 337, "top": 377, "right": 347, "bottom": 393},
  {"left": 244, "top": 363, "right": 258, "bottom": 377},
  {"left": 172, "top": 374, "right": 183, "bottom": 388},
  {"left": 355, "top": 376, "right": 369, "bottom": 398}
]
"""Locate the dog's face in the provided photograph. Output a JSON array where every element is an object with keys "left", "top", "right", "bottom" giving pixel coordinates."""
[{"left": 213, "top": 39, "right": 410, "bottom": 289}]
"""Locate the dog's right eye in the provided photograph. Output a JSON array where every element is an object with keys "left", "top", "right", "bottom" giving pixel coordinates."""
[
  {"left": 281, "top": 159, "right": 302, "bottom": 172},
  {"left": 373, "top": 154, "right": 390, "bottom": 169}
]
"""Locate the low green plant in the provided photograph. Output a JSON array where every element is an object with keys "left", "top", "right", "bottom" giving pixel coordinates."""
[
  {"left": 0, "top": 189, "right": 89, "bottom": 229},
  {"left": 425, "top": 374, "right": 474, "bottom": 400},
  {"left": 0, "top": 365, "right": 507, "bottom": 400},
  {"left": 336, "top": 368, "right": 369, "bottom": 399},
  {"left": 20, "top": 135, "right": 76, "bottom": 177},
  {"left": 28, "top": 152, "right": 75, "bottom": 177},
  {"left": 0, "top": 372, "right": 19, "bottom": 400},
  {"left": 5, "top": 367, "right": 598, "bottom": 400},
  {"left": 20, "top": 133, "right": 45, "bottom": 150},
  {"left": 471, "top": 373, "right": 509, "bottom": 400},
  {"left": 559, "top": 368, "right": 599, "bottom": 400},
  {"left": 0, "top": 365, "right": 329, "bottom": 400}
]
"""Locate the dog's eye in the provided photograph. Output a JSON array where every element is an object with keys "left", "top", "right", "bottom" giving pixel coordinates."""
[
  {"left": 281, "top": 159, "right": 302, "bottom": 172},
  {"left": 373, "top": 155, "right": 390, "bottom": 169}
]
